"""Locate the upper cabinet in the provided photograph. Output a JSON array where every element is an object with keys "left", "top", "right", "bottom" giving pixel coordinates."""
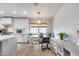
[
  {"left": 1, "top": 18, "right": 13, "bottom": 25},
  {"left": 0, "top": 18, "right": 13, "bottom": 29},
  {"left": 13, "top": 18, "right": 29, "bottom": 28},
  {"left": 13, "top": 18, "right": 29, "bottom": 34}
]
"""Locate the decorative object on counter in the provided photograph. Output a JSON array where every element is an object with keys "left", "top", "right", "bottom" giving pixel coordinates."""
[{"left": 58, "top": 32, "right": 67, "bottom": 40}]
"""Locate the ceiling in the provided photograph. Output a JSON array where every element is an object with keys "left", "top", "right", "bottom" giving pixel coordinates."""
[{"left": 0, "top": 3, "right": 63, "bottom": 19}]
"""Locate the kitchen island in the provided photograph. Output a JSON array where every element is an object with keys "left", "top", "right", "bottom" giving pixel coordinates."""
[{"left": 0, "top": 35, "right": 17, "bottom": 56}]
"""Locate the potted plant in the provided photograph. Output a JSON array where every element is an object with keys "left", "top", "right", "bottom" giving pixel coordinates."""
[
  {"left": 58, "top": 32, "right": 66, "bottom": 40},
  {"left": 58, "top": 32, "right": 67, "bottom": 55}
]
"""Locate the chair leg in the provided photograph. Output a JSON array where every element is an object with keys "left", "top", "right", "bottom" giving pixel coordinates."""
[
  {"left": 48, "top": 47, "right": 51, "bottom": 50},
  {"left": 42, "top": 48, "right": 44, "bottom": 51}
]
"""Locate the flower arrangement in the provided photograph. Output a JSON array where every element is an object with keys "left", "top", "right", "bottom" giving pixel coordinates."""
[{"left": 58, "top": 32, "right": 66, "bottom": 40}]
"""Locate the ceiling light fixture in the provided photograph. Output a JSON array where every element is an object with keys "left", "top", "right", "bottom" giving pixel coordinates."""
[
  {"left": 34, "top": 3, "right": 42, "bottom": 25},
  {"left": 36, "top": 11, "right": 42, "bottom": 24},
  {"left": 0, "top": 11, "right": 4, "bottom": 14},
  {"left": 23, "top": 10, "right": 26, "bottom": 15},
  {"left": 13, "top": 11, "right": 16, "bottom": 14}
]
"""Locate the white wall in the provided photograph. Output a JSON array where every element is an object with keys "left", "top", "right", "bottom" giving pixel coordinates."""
[
  {"left": 47, "top": 18, "right": 53, "bottom": 33},
  {"left": 53, "top": 3, "right": 79, "bottom": 43}
]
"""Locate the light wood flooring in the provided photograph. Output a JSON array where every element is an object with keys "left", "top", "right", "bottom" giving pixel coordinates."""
[{"left": 16, "top": 43, "right": 56, "bottom": 56}]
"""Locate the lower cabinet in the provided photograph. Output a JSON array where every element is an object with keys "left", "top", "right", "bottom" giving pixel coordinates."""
[
  {"left": 16, "top": 34, "right": 28, "bottom": 42},
  {"left": 50, "top": 38, "right": 64, "bottom": 56},
  {"left": 50, "top": 39, "right": 57, "bottom": 55},
  {"left": 1, "top": 37, "right": 17, "bottom": 56},
  {"left": 23, "top": 35, "right": 28, "bottom": 42}
]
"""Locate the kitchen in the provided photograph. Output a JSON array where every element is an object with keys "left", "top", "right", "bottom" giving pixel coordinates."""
[
  {"left": 0, "top": 3, "right": 53, "bottom": 55},
  {"left": 1, "top": 3, "right": 79, "bottom": 56},
  {"left": 0, "top": 17, "right": 52, "bottom": 56}
]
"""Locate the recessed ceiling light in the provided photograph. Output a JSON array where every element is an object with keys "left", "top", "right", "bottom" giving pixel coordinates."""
[
  {"left": 23, "top": 11, "right": 27, "bottom": 15},
  {"left": 0, "top": 11, "right": 4, "bottom": 14},
  {"left": 13, "top": 11, "right": 16, "bottom": 14}
]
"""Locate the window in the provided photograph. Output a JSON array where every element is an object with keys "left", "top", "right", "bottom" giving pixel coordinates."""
[
  {"left": 30, "top": 27, "right": 38, "bottom": 34},
  {"left": 39, "top": 27, "right": 47, "bottom": 33},
  {"left": 30, "top": 21, "right": 47, "bottom": 34},
  {"left": 30, "top": 27, "right": 47, "bottom": 34}
]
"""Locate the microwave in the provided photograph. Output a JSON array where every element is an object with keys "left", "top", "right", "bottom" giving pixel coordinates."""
[
  {"left": 16, "top": 28, "right": 26, "bottom": 34},
  {"left": 16, "top": 29, "right": 22, "bottom": 33}
]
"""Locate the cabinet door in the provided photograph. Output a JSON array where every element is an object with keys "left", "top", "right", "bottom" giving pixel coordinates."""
[
  {"left": 1, "top": 18, "right": 12, "bottom": 24},
  {"left": 23, "top": 35, "right": 28, "bottom": 42},
  {"left": 2, "top": 37, "right": 17, "bottom": 56},
  {"left": 77, "top": 36, "right": 79, "bottom": 46},
  {"left": 16, "top": 35, "right": 24, "bottom": 42}
]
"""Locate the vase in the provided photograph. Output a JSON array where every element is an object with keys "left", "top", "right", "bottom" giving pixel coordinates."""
[{"left": 61, "top": 40, "right": 64, "bottom": 56}]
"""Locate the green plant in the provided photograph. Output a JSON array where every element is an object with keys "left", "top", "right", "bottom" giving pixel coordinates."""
[{"left": 58, "top": 32, "right": 66, "bottom": 40}]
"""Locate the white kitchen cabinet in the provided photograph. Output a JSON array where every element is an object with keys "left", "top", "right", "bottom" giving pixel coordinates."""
[
  {"left": 1, "top": 18, "right": 12, "bottom": 25},
  {"left": 16, "top": 34, "right": 28, "bottom": 42},
  {"left": 50, "top": 38, "right": 64, "bottom": 56},
  {"left": 13, "top": 18, "right": 29, "bottom": 42},
  {"left": 16, "top": 35, "right": 23, "bottom": 42},
  {"left": 0, "top": 35, "right": 17, "bottom": 56},
  {"left": 13, "top": 19, "right": 29, "bottom": 28},
  {"left": 0, "top": 18, "right": 12, "bottom": 29},
  {"left": 50, "top": 38, "right": 57, "bottom": 55},
  {"left": 23, "top": 35, "right": 28, "bottom": 42}
]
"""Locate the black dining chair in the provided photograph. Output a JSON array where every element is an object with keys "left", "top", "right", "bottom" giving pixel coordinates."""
[{"left": 41, "top": 37, "right": 51, "bottom": 51}]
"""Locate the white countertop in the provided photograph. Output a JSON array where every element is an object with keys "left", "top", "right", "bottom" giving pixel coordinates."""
[
  {"left": 30, "top": 35, "right": 39, "bottom": 38},
  {"left": 30, "top": 35, "right": 47, "bottom": 38},
  {"left": 64, "top": 40, "right": 79, "bottom": 56},
  {"left": 0, "top": 35, "right": 15, "bottom": 41}
]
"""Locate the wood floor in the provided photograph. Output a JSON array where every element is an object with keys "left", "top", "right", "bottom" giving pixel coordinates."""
[{"left": 16, "top": 43, "right": 56, "bottom": 56}]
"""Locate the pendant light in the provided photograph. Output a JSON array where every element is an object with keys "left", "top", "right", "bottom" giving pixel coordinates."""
[
  {"left": 36, "top": 11, "right": 42, "bottom": 25},
  {"left": 33, "top": 3, "right": 42, "bottom": 26}
]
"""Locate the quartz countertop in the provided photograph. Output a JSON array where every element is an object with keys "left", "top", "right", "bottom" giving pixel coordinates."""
[{"left": 0, "top": 35, "right": 15, "bottom": 41}]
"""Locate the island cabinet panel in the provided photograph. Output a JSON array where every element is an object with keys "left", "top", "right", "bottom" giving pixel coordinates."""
[
  {"left": 0, "top": 36, "right": 17, "bottom": 56},
  {"left": 0, "top": 42, "right": 2, "bottom": 56}
]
